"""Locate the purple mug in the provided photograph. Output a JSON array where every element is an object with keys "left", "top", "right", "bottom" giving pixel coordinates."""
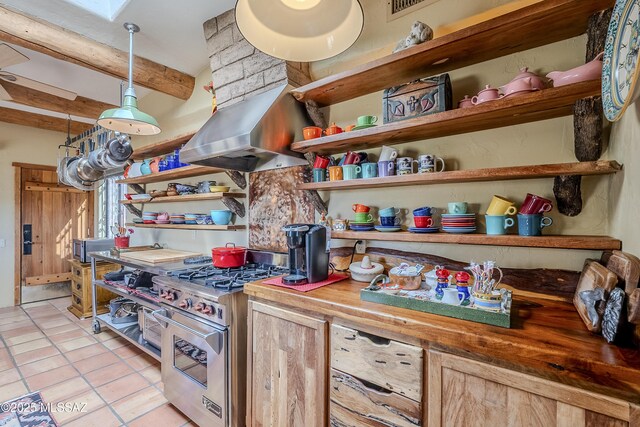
[{"left": 378, "top": 160, "right": 395, "bottom": 177}]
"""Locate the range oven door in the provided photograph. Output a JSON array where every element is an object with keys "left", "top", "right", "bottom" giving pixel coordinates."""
[{"left": 153, "top": 307, "right": 228, "bottom": 427}]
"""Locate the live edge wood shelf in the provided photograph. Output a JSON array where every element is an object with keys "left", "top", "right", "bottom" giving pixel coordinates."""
[
  {"left": 131, "top": 131, "right": 196, "bottom": 160},
  {"left": 291, "top": 80, "right": 601, "bottom": 154},
  {"left": 299, "top": 161, "right": 621, "bottom": 190},
  {"left": 330, "top": 231, "right": 621, "bottom": 251},
  {"left": 119, "top": 192, "right": 246, "bottom": 205},
  {"left": 126, "top": 223, "right": 245, "bottom": 231},
  {"left": 290, "top": 0, "right": 613, "bottom": 106},
  {"left": 116, "top": 165, "right": 225, "bottom": 185}
]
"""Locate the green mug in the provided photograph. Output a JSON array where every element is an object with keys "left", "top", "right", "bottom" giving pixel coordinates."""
[
  {"left": 357, "top": 115, "right": 378, "bottom": 126},
  {"left": 361, "top": 162, "right": 377, "bottom": 178},
  {"left": 313, "top": 168, "right": 326, "bottom": 182},
  {"left": 342, "top": 164, "right": 362, "bottom": 180},
  {"left": 354, "top": 212, "right": 373, "bottom": 222}
]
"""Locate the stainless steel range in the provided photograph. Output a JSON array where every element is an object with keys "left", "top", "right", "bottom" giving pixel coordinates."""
[{"left": 152, "top": 252, "right": 288, "bottom": 427}]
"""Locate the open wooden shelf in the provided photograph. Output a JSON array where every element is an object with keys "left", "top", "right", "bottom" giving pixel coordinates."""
[
  {"left": 126, "top": 223, "right": 245, "bottom": 231},
  {"left": 131, "top": 131, "right": 196, "bottom": 160},
  {"left": 299, "top": 161, "right": 621, "bottom": 190},
  {"left": 290, "top": 0, "right": 613, "bottom": 106},
  {"left": 120, "top": 191, "right": 245, "bottom": 205},
  {"left": 291, "top": 80, "right": 600, "bottom": 155},
  {"left": 116, "top": 165, "right": 225, "bottom": 185},
  {"left": 330, "top": 231, "right": 621, "bottom": 250}
]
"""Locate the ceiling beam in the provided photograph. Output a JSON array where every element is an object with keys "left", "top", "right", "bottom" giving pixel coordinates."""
[
  {"left": 0, "top": 106, "right": 93, "bottom": 134},
  {"left": 1, "top": 81, "right": 117, "bottom": 119},
  {"left": 0, "top": 6, "right": 195, "bottom": 100}
]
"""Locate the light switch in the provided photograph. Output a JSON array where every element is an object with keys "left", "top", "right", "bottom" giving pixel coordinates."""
[{"left": 0, "top": 239, "right": 5, "bottom": 248}]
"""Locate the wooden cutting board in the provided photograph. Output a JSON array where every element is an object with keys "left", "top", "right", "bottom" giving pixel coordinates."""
[
  {"left": 119, "top": 249, "right": 202, "bottom": 264},
  {"left": 605, "top": 250, "right": 640, "bottom": 294},
  {"left": 573, "top": 261, "right": 618, "bottom": 333}
]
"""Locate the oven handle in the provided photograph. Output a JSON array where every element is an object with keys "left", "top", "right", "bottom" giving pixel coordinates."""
[{"left": 152, "top": 309, "right": 222, "bottom": 354}]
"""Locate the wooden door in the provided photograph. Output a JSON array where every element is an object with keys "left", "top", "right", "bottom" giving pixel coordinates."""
[
  {"left": 14, "top": 163, "right": 94, "bottom": 304},
  {"left": 247, "top": 301, "right": 328, "bottom": 427},
  {"left": 428, "top": 350, "right": 635, "bottom": 427}
]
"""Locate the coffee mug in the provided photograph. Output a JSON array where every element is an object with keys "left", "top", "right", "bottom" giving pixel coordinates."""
[
  {"left": 517, "top": 214, "right": 553, "bottom": 236},
  {"left": 485, "top": 215, "right": 515, "bottom": 235},
  {"left": 354, "top": 212, "right": 373, "bottom": 223},
  {"left": 361, "top": 162, "right": 377, "bottom": 179},
  {"left": 378, "top": 160, "right": 395, "bottom": 177},
  {"left": 157, "top": 212, "right": 169, "bottom": 221},
  {"left": 303, "top": 126, "right": 322, "bottom": 140},
  {"left": 379, "top": 146, "right": 398, "bottom": 162},
  {"left": 414, "top": 216, "right": 433, "bottom": 228},
  {"left": 520, "top": 193, "right": 553, "bottom": 214},
  {"left": 396, "top": 157, "right": 417, "bottom": 175},
  {"left": 343, "top": 151, "right": 361, "bottom": 165},
  {"left": 342, "top": 164, "right": 361, "bottom": 180},
  {"left": 486, "top": 195, "right": 517, "bottom": 216},
  {"left": 333, "top": 219, "right": 348, "bottom": 231},
  {"left": 448, "top": 202, "right": 468, "bottom": 214},
  {"left": 413, "top": 206, "right": 432, "bottom": 216},
  {"left": 357, "top": 115, "right": 378, "bottom": 126},
  {"left": 313, "top": 168, "right": 326, "bottom": 183},
  {"left": 313, "top": 155, "right": 330, "bottom": 169},
  {"left": 418, "top": 154, "right": 445, "bottom": 173},
  {"left": 379, "top": 207, "right": 400, "bottom": 216},
  {"left": 352, "top": 204, "right": 370, "bottom": 213},
  {"left": 380, "top": 216, "right": 401, "bottom": 226},
  {"left": 328, "top": 166, "right": 343, "bottom": 181},
  {"left": 345, "top": 124, "right": 356, "bottom": 132}
]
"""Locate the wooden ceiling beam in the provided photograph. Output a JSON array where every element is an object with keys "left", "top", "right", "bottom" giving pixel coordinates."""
[
  {"left": 0, "top": 106, "right": 93, "bottom": 134},
  {"left": 0, "top": 6, "right": 195, "bottom": 100},
  {"left": 1, "top": 81, "right": 117, "bottom": 119}
]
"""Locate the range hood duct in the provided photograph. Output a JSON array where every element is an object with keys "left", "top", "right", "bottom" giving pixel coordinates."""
[{"left": 180, "top": 84, "right": 313, "bottom": 172}]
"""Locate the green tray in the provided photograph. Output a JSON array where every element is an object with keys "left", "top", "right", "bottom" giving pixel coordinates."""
[{"left": 360, "top": 288, "right": 512, "bottom": 328}]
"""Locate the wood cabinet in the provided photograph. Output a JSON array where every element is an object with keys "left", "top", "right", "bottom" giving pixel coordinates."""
[
  {"left": 246, "top": 301, "right": 328, "bottom": 427},
  {"left": 68, "top": 259, "right": 119, "bottom": 318},
  {"left": 428, "top": 350, "right": 635, "bottom": 427}
]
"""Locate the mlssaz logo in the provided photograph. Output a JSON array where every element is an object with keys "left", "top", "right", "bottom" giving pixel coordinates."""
[{"left": 202, "top": 396, "right": 222, "bottom": 418}]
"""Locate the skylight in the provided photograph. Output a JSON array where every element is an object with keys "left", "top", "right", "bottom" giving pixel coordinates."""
[{"left": 61, "top": 0, "right": 132, "bottom": 21}]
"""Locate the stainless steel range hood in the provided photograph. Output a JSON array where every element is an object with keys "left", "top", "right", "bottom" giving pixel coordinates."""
[{"left": 180, "top": 84, "right": 313, "bottom": 172}]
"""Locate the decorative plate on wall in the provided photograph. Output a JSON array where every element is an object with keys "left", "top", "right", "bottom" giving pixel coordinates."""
[{"left": 602, "top": 0, "right": 640, "bottom": 121}]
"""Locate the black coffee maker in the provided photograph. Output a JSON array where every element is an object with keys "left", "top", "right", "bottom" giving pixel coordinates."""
[{"left": 282, "top": 224, "right": 329, "bottom": 285}]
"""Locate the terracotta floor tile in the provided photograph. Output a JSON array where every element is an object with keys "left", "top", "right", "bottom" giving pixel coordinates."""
[
  {"left": 21, "top": 301, "right": 53, "bottom": 309},
  {"left": 128, "top": 403, "right": 189, "bottom": 427},
  {"left": 94, "top": 330, "right": 118, "bottom": 342},
  {"left": 19, "top": 355, "right": 69, "bottom": 377},
  {"left": 8, "top": 338, "right": 52, "bottom": 355},
  {"left": 0, "top": 368, "right": 21, "bottom": 387},
  {"left": 56, "top": 336, "right": 97, "bottom": 353},
  {"left": 0, "top": 350, "right": 15, "bottom": 371},
  {"left": 111, "top": 386, "right": 166, "bottom": 423},
  {"left": 63, "top": 405, "right": 122, "bottom": 427},
  {"left": 41, "top": 323, "right": 81, "bottom": 336},
  {"left": 125, "top": 353, "right": 158, "bottom": 371},
  {"left": 155, "top": 381, "right": 165, "bottom": 393},
  {"left": 0, "top": 380, "right": 28, "bottom": 403},
  {"left": 96, "top": 373, "right": 150, "bottom": 404},
  {"left": 64, "top": 343, "right": 107, "bottom": 362},
  {"left": 25, "top": 365, "right": 79, "bottom": 391},
  {"left": 139, "top": 365, "right": 161, "bottom": 384},
  {"left": 0, "top": 325, "right": 41, "bottom": 339},
  {"left": 38, "top": 317, "right": 74, "bottom": 330},
  {"left": 0, "top": 314, "right": 30, "bottom": 326},
  {"left": 50, "top": 389, "right": 105, "bottom": 424},
  {"left": 113, "top": 344, "right": 142, "bottom": 360},
  {"left": 0, "top": 307, "right": 24, "bottom": 316},
  {"left": 73, "top": 351, "right": 120, "bottom": 374},
  {"left": 3, "top": 331, "right": 45, "bottom": 346},
  {"left": 102, "top": 337, "right": 129, "bottom": 351},
  {"left": 83, "top": 362, "right": 134, "bottom": 388},
  {"left": 0, "top": 320, "right": 34, "bottom": 332},
  {"left": 48, "top": 328, "right": 90, "bottom": 345},
  {"left": 40, "top": 377, "right": 90, "bottom": 403},
  {"left": 14, "top": 345, "right": 60, "bottom": 366}
]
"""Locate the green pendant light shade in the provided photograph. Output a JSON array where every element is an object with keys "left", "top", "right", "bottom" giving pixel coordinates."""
[{"left": 98, "top": 23, "right": 161, "bottom": 136}]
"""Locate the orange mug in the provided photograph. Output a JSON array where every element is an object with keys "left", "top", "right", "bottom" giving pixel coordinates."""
[
  {"left": 345, "top": 124, "right": 356, "bottom": 132},
  {"left": 352, "top": 204, "right": 370, "bottom": 213},
  {"left": 328, "top": 166, "right": 343, "bottom": 181},
  {"left": 303, "top": 126, "right": 322, "bottom": 140}
]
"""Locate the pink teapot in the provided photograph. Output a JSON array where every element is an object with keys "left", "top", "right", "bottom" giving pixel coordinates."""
[
  {"left": 510, "top": 67, "right": 547, "bottom": 90},
  {"left": 499, "top": 77, "right": 534, "bottom": 98},
  {"left": 472, "top": 85, "right": 501, "bottom": 105},
  {"left": 546, "top": 53, "right": 604, "bottom": 87}
]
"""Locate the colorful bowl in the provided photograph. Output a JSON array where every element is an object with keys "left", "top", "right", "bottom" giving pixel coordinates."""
[{"left": 210, "top": 210, "right": 233, "bottom": 225}]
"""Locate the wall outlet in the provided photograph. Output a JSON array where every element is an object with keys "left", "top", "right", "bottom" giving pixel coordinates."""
[
  {"left": 355, "top": 240, "right": 367, "bottom": 254},
  {"left": 0, "top": 239, "right": 5, "bottom": 248}
]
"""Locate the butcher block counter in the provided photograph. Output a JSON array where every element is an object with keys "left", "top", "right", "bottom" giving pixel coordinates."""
[{"left": 244, "top": 279, "right": 640, "bottom": 427}]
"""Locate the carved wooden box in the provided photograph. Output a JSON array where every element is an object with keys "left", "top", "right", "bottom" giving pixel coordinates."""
[{"left": 383, "top": 73, "right": 452, "bottom": 123}]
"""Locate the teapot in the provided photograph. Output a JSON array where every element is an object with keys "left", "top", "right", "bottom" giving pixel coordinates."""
[
  {"left": 546, "top": 52, "right": 604, "bottom": 88},
  {"left": 471, "top": 85, "right": 501, "bottom": 105},
  {"left": 509, "top": 67, "right": 547, "bottom": 90},
  {"left": 499, "top": 77, "right": 534, "bottom": 98},
  {"left": 324, "top": 123, "right": 343, "bottom": 136}
]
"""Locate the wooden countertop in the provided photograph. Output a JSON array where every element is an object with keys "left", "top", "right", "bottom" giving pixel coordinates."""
[{"left": 244, "top": 279, "right": 640, "bottom": 403}]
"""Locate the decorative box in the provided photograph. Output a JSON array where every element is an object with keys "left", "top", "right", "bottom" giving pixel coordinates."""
[{"left": 383, "top": 73, "right": 452, "bottom": 123}]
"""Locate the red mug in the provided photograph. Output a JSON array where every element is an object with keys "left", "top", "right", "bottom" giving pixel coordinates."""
[
  {"left": 344, "top": 151, "right": 362, "bottom": 165},
  {"left": 313, "top": 155, "right": 330, "bottom": 169},
  {"left": 352, "top": 204, "right": 370, "bottom": 213},
  {"left": 114, "top": 236, "right": 130, "bottom": 249},
  {"left": 414, "top": 216, "right": 433, "bottom": 228},
  {"left": 519, "top": 193, "right": 553, "bottom": 214}
]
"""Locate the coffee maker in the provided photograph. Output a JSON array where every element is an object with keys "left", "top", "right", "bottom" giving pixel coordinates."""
[{"left": 282, "top": 224, "right": 329, "bottom": 285}]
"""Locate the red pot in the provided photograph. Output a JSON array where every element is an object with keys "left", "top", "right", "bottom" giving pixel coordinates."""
[{"left": 212, "top": 243, "right": 247, "bottom": 268}]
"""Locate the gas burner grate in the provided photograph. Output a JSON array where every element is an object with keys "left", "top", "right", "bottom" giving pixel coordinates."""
[
  {"left": 170, "top": 262, "right": 289, "bottom": 290},
  {"left": 183, "top": 256, "right": 212, "bottom": 265}
]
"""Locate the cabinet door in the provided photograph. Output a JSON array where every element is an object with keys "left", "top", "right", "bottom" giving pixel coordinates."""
[
  {"left": 428, "top": 350, "right": 633, "bottom": 427},
  {"left": 247, "top": 301, "right": 328, "bottom": 427}
]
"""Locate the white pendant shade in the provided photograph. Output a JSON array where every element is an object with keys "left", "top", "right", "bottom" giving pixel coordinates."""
[{"left": 235, "top": 0, "right": 364, "bottom": 62}]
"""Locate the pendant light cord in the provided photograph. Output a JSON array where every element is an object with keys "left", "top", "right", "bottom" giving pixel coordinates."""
[{"left": 127, "top": 26, "right": 134, "bottom": 90}]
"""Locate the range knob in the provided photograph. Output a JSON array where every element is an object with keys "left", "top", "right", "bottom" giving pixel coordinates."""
[
  {"left": 202, "top": 305, "right": 216, "bottom": 316},
  {"left": 195, "top": 302, "right": 206, "bottom": 312},
  {"left": 178, "top": 298, "right": 192, "bottom": 309},
  {"left": 165, "top": 291, "right": 177, "bottom": 301}
]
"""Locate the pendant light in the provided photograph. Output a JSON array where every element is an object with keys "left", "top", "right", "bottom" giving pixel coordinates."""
[
  {"left": 98, "top": 23, "right": 161, "bottom": 135},
  {"left": 235, "top": 0, "right": 364, "bottom": 62}
]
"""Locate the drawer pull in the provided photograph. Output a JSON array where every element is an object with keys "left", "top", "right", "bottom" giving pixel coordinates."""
[
  {"left": 73, "top": 295, "right": 81, "bottom": 304},
  {"left": 75, "top": 282, "right": 82, "bottom": 291},
  {"left": 335, "top": 372, "right": 393, "bottom": 395},
  {"left": 356, "top": 330, "right": 391, "bottom": 346}
]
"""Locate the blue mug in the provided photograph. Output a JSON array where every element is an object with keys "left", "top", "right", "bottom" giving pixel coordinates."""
[
  {"left": 413, "top": 206, "right": 432, "bottom": 216},
  {"left": 485, "top": 215, "right": 515, "bottom": 235},
  {"left": 313, "top": 168, "right": 326, "bottom": 182},
  {"left": 378, "top": 160, "right": 395, "bottom": 177},
  {"left": 361, "top": 162, "right": 377, "bottom": 179},
  {"left": 380, "top": 216, "right": 400, "bottom": 226},
  {"left": 210, "top": 210, "right": 233, "bottom": 225},
  {"left": 379, "top": 207, "right": 400, "bottom": 216},
  {"left": 517, "top": 214, "right": 552, "bottom": 236}
]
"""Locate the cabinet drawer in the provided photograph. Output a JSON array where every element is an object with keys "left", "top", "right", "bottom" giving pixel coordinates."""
[
  {"left": 71, "top": 279, "right": 84, "bottom": 296},
  {"left": 330, "top": 369, "right": 421, "bottom": 427},
  {"left": 331, "top": 324, "right": 423, "bottom": 402},
  {"left": 71, "top": 293, "right": 84, "bottom": 310}
]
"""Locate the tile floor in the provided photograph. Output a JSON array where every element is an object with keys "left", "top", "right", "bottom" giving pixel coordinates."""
[{"left": 0, "top": 297, "right": 194, "bottom": 426}]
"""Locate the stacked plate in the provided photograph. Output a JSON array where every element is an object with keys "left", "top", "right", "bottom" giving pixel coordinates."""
[
  {"left": 441, "top": 213, "right": 476, "bottom": 234},
  {"left": 170, "top": 214, "right": 185, "bottom": 224},
  {"left": 184, "top": 213, "right": 199, "bottom": 224},
  {"left": 349, "top": 221, "right": 374, "bottom": 231},
  {"left": 374, "top": 225, "right": 401, "bottom": 232},
  {"left": 142, "top": 211, "right": 158, "bottom": 224}
]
